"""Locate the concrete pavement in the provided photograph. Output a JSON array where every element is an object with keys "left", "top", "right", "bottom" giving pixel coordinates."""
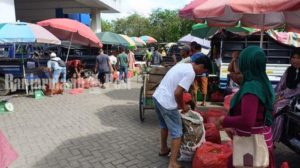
[{"left": 0, "top": 79, "right": 298, "bottom": 168}]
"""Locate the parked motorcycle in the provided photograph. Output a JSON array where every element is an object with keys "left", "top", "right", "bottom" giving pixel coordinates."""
[{"left": 275, "top": 95, "right": 300, "bottom": 155}]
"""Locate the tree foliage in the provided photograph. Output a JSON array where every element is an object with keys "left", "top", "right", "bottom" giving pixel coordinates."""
[
  {"left": 104, "top": 9, "right": 194, "bottom": 42},
  {"left": 101, "top": 20, "right": 113, "bottom": 32},
  {"left": 112, "top": 13, "right": 150, "bottom": 37},
  {"left": 148, "top": 9, "right": 193, "bottom": 42}
]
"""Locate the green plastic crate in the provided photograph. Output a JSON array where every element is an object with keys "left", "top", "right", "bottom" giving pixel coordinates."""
[
  {"left": 145, "top": 98, "right": 154, "bottom": 106},
  {"left": 34, "top": 90, "right": 44, "bottom": 99},
  {"left": 0, "top": 102, "right": 6, "bottom": 113},
  {"left": 0, "top": 101, "right": 14, "bottom": 114}
]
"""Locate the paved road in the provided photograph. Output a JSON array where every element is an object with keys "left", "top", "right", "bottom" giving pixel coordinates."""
[{"left": 0, "top": 79, "right": 299, "bottom": 168}]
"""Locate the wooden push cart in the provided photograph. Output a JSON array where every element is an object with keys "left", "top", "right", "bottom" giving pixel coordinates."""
[{"left": 139, "top": 66, "right": 170, "bottom": 122}]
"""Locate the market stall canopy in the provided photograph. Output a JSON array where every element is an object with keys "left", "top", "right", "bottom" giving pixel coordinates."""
[
  {"left": 140, "top": 35, "right": 157, "bottom": 44},
  {"left": 178, "top": 34, "right": 211, "bottom": 49},
  {"left": 96, "top": 32, "right": 128, "bottom": 46},
  {"left": 191, "top": 22, "right": 257, "bottom": 39},
  {"left": 179, "top": 0, "right": 300, "bottom": 47},
  {"left": 267, "top": 30, "right": 300, "bottom": 48},
  {"left": 0, "top": 22, "right": 61, "bottom": 45},
  {"left": 119, "top": 34, "right": 136, "bottom": 48},
  {"left": 130, "top": 37, "right": 146, "bottom": 46},
  {"left": 180, "top": 0, "right": 300, "bottom": 30},
  {"left": 37, "top": 18, "right": 102, "bottom": 48}
]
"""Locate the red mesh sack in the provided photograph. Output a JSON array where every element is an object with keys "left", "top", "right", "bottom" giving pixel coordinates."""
[
  {"left": 204, "top": 123, "right": 221, "bottom": 144},
  {"left": 192, "top": 142, "right": 232, "bottom": 168},
  {"left": 128, "top": 71, "right": 134, "bottom": 78},
  {"left": 183, "top": 93, "right": 192, "bottom": 104},
  {"left": 83, "top": 79, "right": 90, "bottom": 89},
  {"left": 206, "top": 109, "right": 226, "bottom": 124},
  {"left": 281, "top": 162, "right": 289, "bottom": 168},
  {"left": 113, "top": 72, "right": 119, "bottom": 79},
  {"left": 224, "top": 93, "right": 235, "bottom": 111},
  {"left": 210, "top": 91, "right": 224, "bottom": 102}
]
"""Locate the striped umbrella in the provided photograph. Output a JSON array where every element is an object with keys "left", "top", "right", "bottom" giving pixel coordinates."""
[
  {"left": 130, "top": 37, "right": 146, "bottom": 46},
  {"left": 119, "top": 34, "right": 136, "bottom": 48},
  {"left": 140, "top": 35, "right": 157, "bottom": 44},
  {"left": 0, "top": 22, "right": 61, "bottom": 44},
  {"left": 0, "top": 22, "right": 61, "bottom": 95},
  {"left": 96, "top": 32, "right": 128, "bottom": 46},
  {"left": 267, "top": 30, "right": 300, "bottom": 48},
  {"left": 191, "top": 21, "right": 257, "bottom": 38}
]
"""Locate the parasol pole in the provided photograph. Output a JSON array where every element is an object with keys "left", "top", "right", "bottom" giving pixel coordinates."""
[
  {"left": 65, "top": 33, "right": 74, "bottom": 63},
  {"left": 21, "top": 44, "right": 29, "bottom": 95},
  {"left": 260, "top": 14, "right": 265, "bottom": 48}
]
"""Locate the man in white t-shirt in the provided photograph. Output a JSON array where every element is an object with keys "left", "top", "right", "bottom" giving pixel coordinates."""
[{"left": 153, "top": 56, "right": 212, "bottom": 168}]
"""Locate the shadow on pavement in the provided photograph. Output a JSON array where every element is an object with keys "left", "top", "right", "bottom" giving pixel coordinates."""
[
  {"left": 34, "top": 104, "right": 192, "bottom": 168},
  {"left": 104, "top": 88, "right": 140, "bottom": 101}
]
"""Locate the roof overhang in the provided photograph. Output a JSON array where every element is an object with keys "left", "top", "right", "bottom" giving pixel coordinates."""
[{"left": 15, "top": 0, "right": 120, "bottom": 22}]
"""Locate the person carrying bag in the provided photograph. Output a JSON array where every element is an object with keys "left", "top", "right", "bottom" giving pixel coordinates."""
[{"left": 216, "top": 46, "right": 276, "bottom": 168}]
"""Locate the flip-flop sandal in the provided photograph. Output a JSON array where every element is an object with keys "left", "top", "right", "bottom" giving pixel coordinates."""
[{"left": 158, "top": 148, "right": 171, "bottom": 156}]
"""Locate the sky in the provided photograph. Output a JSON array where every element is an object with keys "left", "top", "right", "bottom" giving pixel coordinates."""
[{"left": 101, "top": 0, "right": 191, "bottom": 21}]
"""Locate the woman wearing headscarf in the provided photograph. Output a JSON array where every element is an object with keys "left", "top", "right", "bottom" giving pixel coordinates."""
[
  {"left": 272, "top": 48, "right": 300, "bottom": 142},
  {"left": 216, "top": 46, "right": 275, "bottom": 168}
]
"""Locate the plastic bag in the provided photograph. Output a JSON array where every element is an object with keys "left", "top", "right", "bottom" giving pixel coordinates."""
[
  {"left": 192, "top": 142, "right": 232, "bottom": 168},
  {"left": 113, "top": 72, "right": 119, "bottom": 80},
  {"left": 128, "top": 71, "right": 134, "bottom": 78},
  {"left": 86, "top": 76, "right": 99, "bottom": 87},
  {"left": 205, "top": 123, "right": 221, "bottom": 144},
  {"left": 178, "top": 110, "right": 206, "bottom": 162},
  {"left": 0, "top": 130, "right": 18, "bottom": 168}
]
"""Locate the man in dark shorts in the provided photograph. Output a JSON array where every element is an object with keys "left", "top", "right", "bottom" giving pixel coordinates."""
[
  {"left": 117, "top": 46, "right": 129, "bottom": 83},
  {"left": 95, "top": 49, "right": 113, "bottom": 89}
]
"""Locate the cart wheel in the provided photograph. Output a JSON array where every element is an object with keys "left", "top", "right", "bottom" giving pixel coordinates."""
[{"left": 139, "top": 86, "right": 145, "bottom": 122}]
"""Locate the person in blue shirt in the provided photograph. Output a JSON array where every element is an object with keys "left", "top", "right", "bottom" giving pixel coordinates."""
[{"left": 190, "top": 42, "right": 209, "bottom": 106}]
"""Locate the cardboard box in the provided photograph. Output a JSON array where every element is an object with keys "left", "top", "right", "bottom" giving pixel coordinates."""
[
  {"left": 149, "top": 66, "right": 170, "bottom": 75},
  {"left": 146, "top": 83, "right": 159, "bottom": 91},
  {"left": 148, "top": 74, "right": 164, "bottom": 83},
  {"left": 146, "top": 90, "right": 155, "bottom": 98}
]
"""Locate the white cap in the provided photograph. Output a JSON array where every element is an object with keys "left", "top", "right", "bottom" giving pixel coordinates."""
[{"left": 50, "top": 52, "right": 56, "bottom": 58}]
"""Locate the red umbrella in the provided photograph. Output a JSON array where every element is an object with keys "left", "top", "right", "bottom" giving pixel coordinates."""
[
  {"left": 179, "top": 0, "right": 208, "bottom": 20},
  {"left": 37, "top": 18, "right": 102, "bottom": 61},
  {"left": 181, "top": 0, "right": 300, "bottom": 29},
  {"left": 179, "top": 0, "right": 300, "bottom": 47}
]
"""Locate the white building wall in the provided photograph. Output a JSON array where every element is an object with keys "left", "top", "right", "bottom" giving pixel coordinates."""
[{"left": 0, "top": 0, "right": 16, "bottom": 23}]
